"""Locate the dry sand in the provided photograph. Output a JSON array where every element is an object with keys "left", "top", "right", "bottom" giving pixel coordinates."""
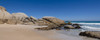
[
  {"left": 0, "top": 24, "right": 53, "bottom": 40},
  {"left": 0, "top": 24, "right": 94, "bottom": 40}
]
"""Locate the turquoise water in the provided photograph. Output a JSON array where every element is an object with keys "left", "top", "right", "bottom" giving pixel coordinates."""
[{"left": 65, "top": 21, "right": 100, "bottom": 31}]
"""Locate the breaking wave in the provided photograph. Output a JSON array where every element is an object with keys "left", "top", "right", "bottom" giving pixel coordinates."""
[{"left": 78, "top": 23, "right": 100, "bottom": 31}]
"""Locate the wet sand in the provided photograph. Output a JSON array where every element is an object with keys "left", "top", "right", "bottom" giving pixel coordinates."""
[
  {"left": 55, "top": 29, "right": 99, "bottom": 40},
  {"left": 0, "top": 24, "right": 99, "bottom": 40}
]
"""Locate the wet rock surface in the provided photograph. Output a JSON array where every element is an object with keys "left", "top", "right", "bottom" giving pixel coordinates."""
[
  {"left": 64, "top": 21, "right": 81, "bottom": 29},
  {"left": 79, "top": 31, "right": 100, "bottom": 39}
]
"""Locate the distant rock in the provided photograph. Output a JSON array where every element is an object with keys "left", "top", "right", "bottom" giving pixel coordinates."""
[
  {"left": 79, "top": 31, "right": 100, "bottom": 39},
  {"left": 66, "top": 21, "right": 72, "bottom": 25}
]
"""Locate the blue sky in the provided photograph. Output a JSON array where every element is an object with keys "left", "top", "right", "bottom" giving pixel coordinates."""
[{"left": 0, "top": 0, "right": 100, "bottom": 21}]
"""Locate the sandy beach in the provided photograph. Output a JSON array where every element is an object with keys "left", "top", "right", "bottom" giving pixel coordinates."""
[
  {"left": 0, "top": 24, "right": 52, "bottom": 40},
  {"left": 0, "top": 24, "right": 83, "bottom": 40},
  {"left": 0, "top": 24, "right": 99, "bottom": 40}
]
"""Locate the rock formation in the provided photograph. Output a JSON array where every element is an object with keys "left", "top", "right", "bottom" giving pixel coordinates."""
[
  {"left": 35, "top": 16, "right": 66, "bottom": 30},
  {"left": 0, "top": 6, "right": 82, "bottom": 30},
  {"left": 0, "top": 6, "right": 36, "bottom": 25},
  {"left": 64, "top": 21, "right": 81, "bottom": 29},
  {"left": 0, "top": 6, "right": 12, "bottom": 24}
]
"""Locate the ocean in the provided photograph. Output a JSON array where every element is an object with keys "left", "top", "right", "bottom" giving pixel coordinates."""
[{"left": 65, "top": 21, "right": 100, "bottom": 31}]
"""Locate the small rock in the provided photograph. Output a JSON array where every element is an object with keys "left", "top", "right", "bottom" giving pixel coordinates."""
[
  {"left": 64, "top": 25, "right": 75, "bottom": 29},
  {"left": 79, "top": 31, "right": 100, "bottom": 39},
  {"left": 73, "top": 24, "right": 81, "bottom": 29}
]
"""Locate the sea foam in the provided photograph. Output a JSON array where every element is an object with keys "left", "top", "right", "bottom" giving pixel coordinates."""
[{"left": 78, "top": 23, "right": 100, "bottom": 31}]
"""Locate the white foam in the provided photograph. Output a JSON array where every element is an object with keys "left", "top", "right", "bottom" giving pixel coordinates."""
[
  {"left": 78, "top": 23, "right": 100, "bottom": 25},
  {"left": 81, "top": 26, "right": 100, "bottom": 31}
]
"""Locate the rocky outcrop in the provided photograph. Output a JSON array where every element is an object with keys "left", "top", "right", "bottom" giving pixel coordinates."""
[
  {"left": 64, "top": 21, "right": 81, "bottom": 29},
  {"left": 0, "top": 6, "right": 12, "bottom": 19},
  {"left": 36, "top": 18, "right": 81, "bottom": 30},
  {"left": 0, "top": 6, "right": 12, "bottom": 24},
  {"left": 79, "top": 31, "right": 100, "bottom": 39},
  {"left": 12, "top": 13, "right": 28, "bottom": 20},
  {"left": 0, "top": 6, "right": 36, "bottom": 25},
  {"left": 42, "top": 16, "right": 66, "bottom": 26},
  {"left": 36, "top": 16, "right": 66, "bottom": 30},
  {"left": 0, "top": 6, "right": 66, "bottom": 26},
  {"left": 73, "top": 24, "right": 81, "bottom": 28},
  {"left": 0, "top": 6, "right": 81, "bottom": 30}
]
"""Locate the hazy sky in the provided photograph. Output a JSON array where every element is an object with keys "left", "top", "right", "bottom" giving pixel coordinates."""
[{"left": 0, "top": 0, "right": 100, "bottom": 21}]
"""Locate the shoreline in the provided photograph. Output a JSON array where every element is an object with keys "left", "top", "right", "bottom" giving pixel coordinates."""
[{"left": 0, "top": 24, "right": 99, "bottom": 40}]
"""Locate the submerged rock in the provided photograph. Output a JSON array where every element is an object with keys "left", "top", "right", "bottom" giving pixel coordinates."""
[{"left": 79, "top": 31, "right": 100, "bottom": 39}]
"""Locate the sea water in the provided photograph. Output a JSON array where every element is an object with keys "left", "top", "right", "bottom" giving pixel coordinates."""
[{"left": 66, "top": 21, "right": 100, "bottom": 31}]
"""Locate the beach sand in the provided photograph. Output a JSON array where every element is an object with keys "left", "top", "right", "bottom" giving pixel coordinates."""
[{"left": 0, "top": 24, "right": 99, "bottom": 40}]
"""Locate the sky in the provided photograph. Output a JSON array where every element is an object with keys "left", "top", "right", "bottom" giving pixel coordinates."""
[{"left": 0, "top": 0, "right": 100, "bottom": 21}]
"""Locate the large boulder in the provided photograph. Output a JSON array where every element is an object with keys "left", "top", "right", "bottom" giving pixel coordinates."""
[
  {"left": 11, "top": 13, "right": 38, "bottom": 25},
  {"left": 0, "top": 6, "right": 12, "bottom": 19},
  {"left": 79, "top": 31, "right": 100, "bottom": 39},
  {"left": 12, "top": 13, "right": 28, "bottom": 21},
  {"left": 0, "top": 6, "right": 12, "bottom": 24},
  {"left": 8, "top": 13, "right": 28, "bottom": 24},
  {"left": 42, "top": 16, "right": 66, "bottom": 26},
  {"left": 36, "top": 16, "right": 66, "bottom": 30}
]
